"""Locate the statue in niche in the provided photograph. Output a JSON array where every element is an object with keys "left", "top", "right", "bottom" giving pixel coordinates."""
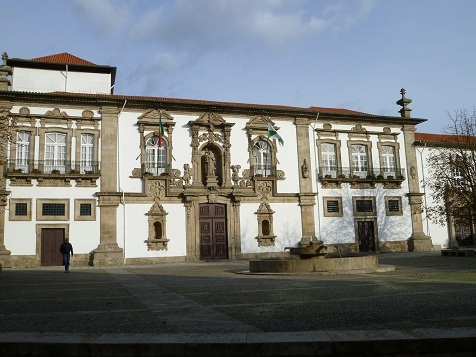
[
  {"left": 301, "top": 159, "right": 309, "bottom": 178},
  {"left": 182, "top": 163, "right": 192, "bottom": 185},
  {"left": 231, "top": 165, "right": 241, "bottom": 185},
  {"left": 204, "top": 148, "right": 216, "bottom": 176}
]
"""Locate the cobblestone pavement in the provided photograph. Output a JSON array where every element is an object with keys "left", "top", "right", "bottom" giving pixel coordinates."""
[{"left": 0, "top": 252, "right": 475, "bottom": 335}]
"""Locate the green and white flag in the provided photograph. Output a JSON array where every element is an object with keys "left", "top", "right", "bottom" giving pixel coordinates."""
[{"left": 268, "top": 122, "right": 284, "bottom": 146}]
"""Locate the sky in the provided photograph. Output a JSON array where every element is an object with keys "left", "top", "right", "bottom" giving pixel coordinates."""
[{"left": 2, "top": 0, "right": 476, "bottom": 133}]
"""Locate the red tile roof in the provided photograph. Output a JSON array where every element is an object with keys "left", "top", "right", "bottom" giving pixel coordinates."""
[
  {"left": 31, "top": 52, "right": 96, "bottom": 66},
  {"left": 415, "top": 132, "right": 476, "bottom": 145}
]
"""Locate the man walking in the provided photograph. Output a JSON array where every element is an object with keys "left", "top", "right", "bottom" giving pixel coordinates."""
[{"left": 60, "top": 238, "right": 74, "bottom": 273}]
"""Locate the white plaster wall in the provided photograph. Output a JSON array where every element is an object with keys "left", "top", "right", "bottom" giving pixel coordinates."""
[
  {"left": 12, "top": 68, "right": 111, "bottom": 94},
  {"left": 121, "top": 203, "right": 187, "bottom": 258},
  {"left": 117, "top": 111, "right": 143, "bottom": 193},
  {"left": 415, "top": 145, "right": 449, "bottom": 248},
  {"left": 240, "top": 202, "right": 301, "bottom": 254},
  {"left": 275, "top": 121, "right": 299, "bottom": 193},
  {"left": 4, "top": 184, "right": 100, "bottom": 256}
]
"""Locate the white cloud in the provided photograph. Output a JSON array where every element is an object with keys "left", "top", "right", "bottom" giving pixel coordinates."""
[{"left": 72, "top": 0, "right": 132, "bottom": 36}]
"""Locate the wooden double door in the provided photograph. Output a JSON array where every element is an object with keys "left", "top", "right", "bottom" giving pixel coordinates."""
[
  {"left": 357, "top": 220, "right": 376, "bottom": 252},
  {"left": 41, "top": 228, "right": 65, "bottom": 266},
  {"left": 199, "top": 203, "right": 228, "bottom": 260}
]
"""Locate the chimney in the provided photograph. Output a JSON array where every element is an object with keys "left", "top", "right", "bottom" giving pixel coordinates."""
[
  {"left": 0, "top": 52, "right": 12, "bottom": 91},
  {"left": 396, "top": 88, "right": 412, "bottom": 118}
]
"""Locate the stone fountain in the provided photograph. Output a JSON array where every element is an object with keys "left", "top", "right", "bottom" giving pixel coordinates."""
[{"left": 248, "top": 236, "right": 394, "bottom": 274}]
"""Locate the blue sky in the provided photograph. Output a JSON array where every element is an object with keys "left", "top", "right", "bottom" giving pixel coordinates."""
[{"left": 3, "top": 0, "right": 476, "bottom": 133}]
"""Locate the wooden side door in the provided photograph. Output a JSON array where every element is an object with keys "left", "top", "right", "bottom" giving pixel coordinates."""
[
  {"left": 41, "top": 228, "right": 65, "bottom": 266},
  {"left": 357, "top": 221, "right": 375, "bottom": 252},
  {"left": 199, "top": 203, "right": 228, "bottom": 260}
]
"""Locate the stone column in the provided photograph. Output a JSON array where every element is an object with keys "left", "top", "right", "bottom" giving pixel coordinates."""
[
  {"left": 0, "top": 101, "right": 12, "bottom": 267},
  {"left": 403, "top": 124, "right": 434, "bottom": 251},
  {"left": 93, "top": 106, "right": 124, "bottom": 265},
  {"left": 295, "top": 118, "right": 317, "bottom": 243}
]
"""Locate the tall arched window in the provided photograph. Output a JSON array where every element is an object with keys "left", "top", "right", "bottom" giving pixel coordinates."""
[
  {"left": 351, "top": 144, "right": 368, "bottom": 177},
  {"left": 321, "top": 143, "right": 337, "bottom": 177},
  {"left": 381, "top": 145, "right": 396, "bottom": 177},
  {"left": 16, "top": 131, "right": 31, "bottom": 173},
  {"left": 81, "top": 134, "right": 94, "bottom": 173},
  {"left": 45, "top": 132, "right": 66, "bottom": 173},
  {"left": 145, "top": 137, "right": 167, "bottom": 175},
  {"left": 253, "top": 140, "right": 272, "bottom": 176}
]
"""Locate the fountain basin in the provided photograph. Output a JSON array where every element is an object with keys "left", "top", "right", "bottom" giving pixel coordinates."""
[{"left": 248, "top": 254, "right": 394, "bottom": 274}]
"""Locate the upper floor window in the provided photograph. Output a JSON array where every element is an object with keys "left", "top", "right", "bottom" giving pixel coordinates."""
[
  {"left": 16, "top": 131, "right": 30, "bottom": 173},
  {"left": 381, "top": 145, "right": 396, "bottom": 176},
  {"left": 145, "top": 137, "right": 167, "bottom": 175},
  {"left": 253, "top": 140, "right": 272, "bottom": 176},
  {"left": 321, "top": 143, "right": 337, "bottom": 177},
  {"left": 351, "top": 144, "right": 368, "bottom": 177},
  {"left": 81, "top": 134, "right": 94, "bottom": 173},
  {"left": 45, "top": 133, "right": 66, "bottom": 173}
]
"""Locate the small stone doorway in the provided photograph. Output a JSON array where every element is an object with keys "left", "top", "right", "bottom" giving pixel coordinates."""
[
  {"left": 199, "top": 203, "right": 228, "bottom": 260},
  {"left": 41, "top": 228, "right": 65, "bottom": 266},
  {"left": 357, "top": 220, "right": 376, "bottom": 252}
]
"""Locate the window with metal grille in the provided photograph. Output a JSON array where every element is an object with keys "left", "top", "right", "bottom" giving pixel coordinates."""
[
  {"left": 326, "top": 200, "right": 340, "bottom": 213},
  {"left": 388, "top": 200, "right": 400, "bottom": 212},
  {"left": 79, "top": 203, "right": 92, "bottom": 216},
  {"left": 15, "top": 203, "right": 28, "bottom": 216},
  {"left": 42, "top": 203, "right": 65, "bottom": 216},
  {"left": 356, "top": 200, "right": 373, "bottom": 213}
]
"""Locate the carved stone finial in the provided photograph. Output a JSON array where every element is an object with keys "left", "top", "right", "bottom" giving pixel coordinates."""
[
  {"left": 396, "top": 88, "right": 412, "bottom": 118},
  {"left": 2, "top": 52, "right": 8, "bottom": 65}
]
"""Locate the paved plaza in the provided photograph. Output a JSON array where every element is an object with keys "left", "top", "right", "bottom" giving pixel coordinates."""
[{"left": 0, "top": 251, "right": 475, "bottom": 356}]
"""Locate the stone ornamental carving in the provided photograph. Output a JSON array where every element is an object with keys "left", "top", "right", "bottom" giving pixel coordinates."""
[
  {"left": 255, "top": 199, "right": 276, "bottom": 247},
  {"left": 146, "top": 180, "right": 166, "bottom": 198},
  {"left": 256, "top": 181, "right": 272, "bottom": 198}
]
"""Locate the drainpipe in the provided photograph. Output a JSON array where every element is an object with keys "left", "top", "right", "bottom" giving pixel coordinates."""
[
  {"left": 311, "top": 113, "right": 321, "bottom": 238},
  {"left": 117, "top": 100, "right": 127, "bottom": 264}
]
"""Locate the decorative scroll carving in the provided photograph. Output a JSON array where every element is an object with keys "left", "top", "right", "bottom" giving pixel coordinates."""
[{"left": 146, "top": 179, "right": 166, "bottom": 198}]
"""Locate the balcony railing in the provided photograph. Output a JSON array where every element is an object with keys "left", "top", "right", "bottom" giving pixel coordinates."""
[
  {"left": 318, "top": 167, "right": 405, "bottom": 180},
  {"left": 4, "top": 160, "right": 101, "bottom": 176},
  {"left": 250, "top": 165, "right": 277, "bottom": 178},
  {"left": 142, "top": 163, "right": 171, "bottom": 176}
]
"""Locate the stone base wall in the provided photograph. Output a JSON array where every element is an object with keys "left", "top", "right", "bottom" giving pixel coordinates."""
[
  {"left": 125, "top": 256, "right": 187, "bottom": 265},
  {"left": 379, "top": 240, "right": 409, "bottom": 252}
]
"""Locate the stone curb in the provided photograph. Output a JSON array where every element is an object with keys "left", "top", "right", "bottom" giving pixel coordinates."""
[{"left": 0, "top": 328, "right": 475, "bottom": 357}]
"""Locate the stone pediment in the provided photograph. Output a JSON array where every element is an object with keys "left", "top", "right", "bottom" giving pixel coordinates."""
[
  {"left": 195, "top": 112, "right": 225, "bottom": 125},
  {"left": 138, "top": 109, "right": 174, "bottom": 123}
]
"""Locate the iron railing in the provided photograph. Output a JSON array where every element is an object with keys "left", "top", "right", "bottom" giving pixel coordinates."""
[
  {"left": 318, "top": 167, "right": 405, "bottom": 180},
  {"left": 4, "top": 160, "right": 101, "bottom": 175}
]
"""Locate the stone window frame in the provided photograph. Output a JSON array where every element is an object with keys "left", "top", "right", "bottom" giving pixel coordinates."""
[
  {"left": 250, "top": 136, "right": 278, "bottom": 177},
  {"left": 9, "top": 198, "right": 32, "bottom": 221},
  {"left": 317, "top": 139, "right": 342, "bottom": 178},
  {"left": 74, "top": 129, "right": 100, "bottom": 173},
  {"left": 323, "top": 196, "right": 343, "bottom": 217},
  {"left": 36, "top": 198, "right": 70, "bottom": 221},
  {"left": 74, "top": 199, "right": 96, "bottom": 221},
  {"left": 352, "top": 196, "right": 376, "bottom": 216},
  {"left": 385, "top": 196, "right": 403, "bottom": 216},
  {"left": 347, "top": 140, "right": 373, "bottom": 178},
  {"left": 142, "top": 132, "right": 172, "bottom": 176},
  {"left": 377, "top": 141, "right": 401, "bottom": 178}
]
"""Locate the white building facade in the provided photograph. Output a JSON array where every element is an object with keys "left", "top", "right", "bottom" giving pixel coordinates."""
[{"left": 0, "top": 52, "right": 436, "bottom": 268}]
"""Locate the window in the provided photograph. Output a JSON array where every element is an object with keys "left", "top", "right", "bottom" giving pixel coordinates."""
[
  {"left": 45, "top": 133, "right": 66, "bottom": 174},
  {"left": 381, "top": 145, "right": 396, "bottom": 177},
  {"left": 385, "top": 196, "right": 403, "bottom": 216},
  {"left": 42, "top": 203, "right": 65, "bottom": 216},
  {"left": 9, "top": 198, "right": 32, "bottom": 221},
  {"left": 352, "top": 144, "right": 368, "bottom": 177},
  {"left": 253, "top": 140, "right": 272, "bottom": 176},
  {"left": 323, "top": 197, "right": 343, "bottom": 217},
  {"left": 16, "top": 131, "right": 31, "bottom": 173},
  {"left": 74, "top": 199, "right": 96, "bottom": 221},
  {"left": 321, "top": 143, "right": 337, "bottom": 177},
  {"left": 353, "top": 196, "right": 376, "bottom": 216},
  {"left": 80, "top": 134, "right": 94, "bottom": 173},
  {"left": 36, "top": 199, "right": 69, "bottom": 221},
  {"left": 145, "top": 137, "right": 167, "bottom": 175}
]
